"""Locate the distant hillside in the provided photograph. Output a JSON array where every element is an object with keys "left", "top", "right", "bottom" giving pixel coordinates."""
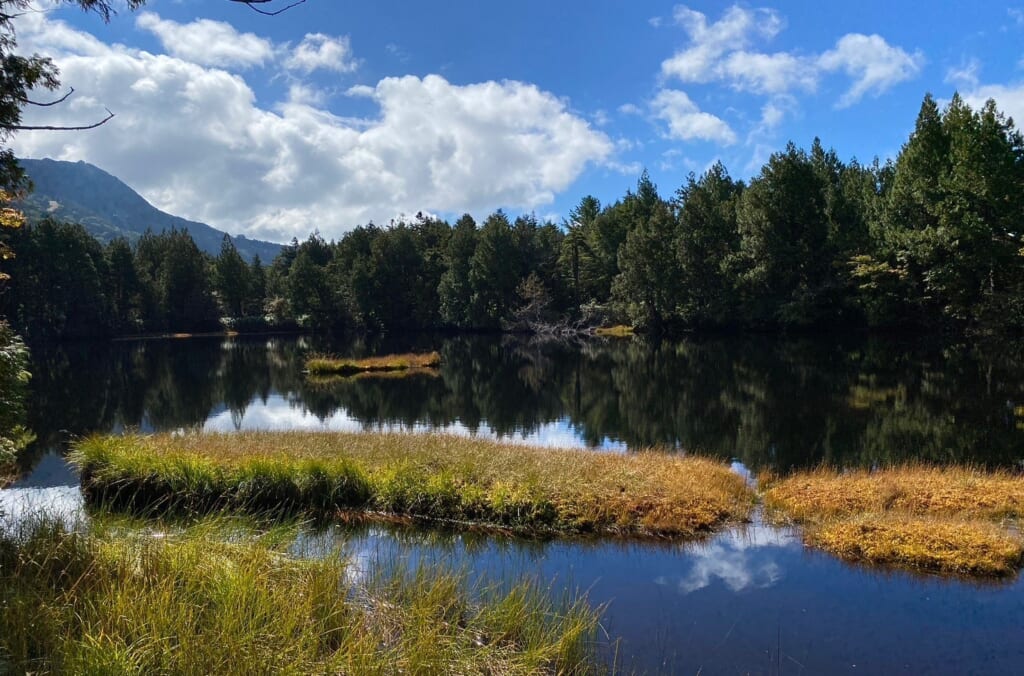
[{"left": 16, "top": 158, "right": 282, "bottom": 262}]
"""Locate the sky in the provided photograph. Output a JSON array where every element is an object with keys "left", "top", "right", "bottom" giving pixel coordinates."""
[{"left": 10, "top": 0, "right": 1024, "bottom": 243}]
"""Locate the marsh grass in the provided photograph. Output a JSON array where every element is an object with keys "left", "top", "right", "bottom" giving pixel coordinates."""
[
  {"left": 0, "top": 515, "right": 602, "bottom": 675},
  {"left": 306, "top": 366, "right": 441, "bottom": 388},
  {"left": 593, "top": 326, "right": 634, "bottom": 338},
  {"left": 763, "top": 466, "right": 1024, "bottom": 576},
  {"left": 72, "top": 432, "right": 754, "bottom": 537},
  {"left": 306, "top": 351, "right": 442, "bottom": 376},
  {"left": 807, "top": 514, "right": 1023, "bottom": 576}
]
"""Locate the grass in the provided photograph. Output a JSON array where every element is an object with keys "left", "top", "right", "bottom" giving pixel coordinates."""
[
  {"left": 72, "top": 432, "right": 754, "bottom": 538},
  {"left": 307, "top": 367, "right": 442, "bottom": 388},
  {"left": 593, "top": 325, "right": 634, "bottom": 338},
  {"left": 306, "top": 352, "right": 442, "bottom": 376},
  {"left": 763, "top": 466, "right": 1024, "bottom": 576},
  {"left": 0, "top": 516, "right": 602, "bottom": 674}
]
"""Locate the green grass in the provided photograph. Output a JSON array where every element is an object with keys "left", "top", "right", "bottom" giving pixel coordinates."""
[
  {"left": 72, "top": 432, "right": 754, "bottom": 537},
  {"left": 306, "top": 351, "right": 442, "bottom": 376},
  {"left": 762, "top": 465, "right": 1024, "bottom": 576},
  {"left": 0, "top": 515, "right": 603, "bottom": 675}
]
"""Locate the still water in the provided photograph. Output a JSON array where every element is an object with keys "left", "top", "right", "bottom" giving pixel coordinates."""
[{"left": 6, "top": 334, "right": 1024, "bottom": 673}]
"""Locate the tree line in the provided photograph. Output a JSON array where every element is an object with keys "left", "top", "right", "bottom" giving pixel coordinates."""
[{"left": 1, "top": 93, "right": 1022, "bottom": 341}]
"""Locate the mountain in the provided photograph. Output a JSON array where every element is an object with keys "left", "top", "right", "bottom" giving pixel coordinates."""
[{"left": 16, "top": 158, "right": 283, "bottom": 262}]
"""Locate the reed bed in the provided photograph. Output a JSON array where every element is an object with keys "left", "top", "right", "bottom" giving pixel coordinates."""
[
  {"left": 0, "top": 516, "right": 602, "bottom": 675},
  {"left": 72, "top": 432, "right": 754, "bottom": 538},
  {"left": 306, "top": 352, "right": 442, "bottom": 376},
  {"left": 763, "top": 466, "right": 1024, "bottom": 576}
]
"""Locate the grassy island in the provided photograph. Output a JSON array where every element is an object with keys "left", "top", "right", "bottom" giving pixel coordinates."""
[
  {"left": 72, "top": 432, "right": 754, "bottom": 538},
  {"left": 306, "top": 352, "right": 442, "bottom": 376},
  {"left": 0, "top": 518, "right": 600, "bottom": 674},
  {"left": 764, "top": 466, "right": 1024, "bottom": 576},
  {"left": 592, "top": 325, "right": 634, "bottom": 338}
]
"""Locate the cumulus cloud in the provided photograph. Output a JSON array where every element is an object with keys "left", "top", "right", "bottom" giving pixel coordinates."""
[
  {"left": 662, "top": 5, "right": 784, "bottom": 84},
  {"left": 721, "top": 51, "right": 817, "bottom": 95},
  {"left": 11, "top": 12, "right": 612, "bottom": 242},
  {"left": 136, "top": 12, "right": 274, "bottom": 69},
  {"left": 818, "top": 33, "right": 924, "bottom": 108},
  {"left": 651, "top": 89, "right": 737, "bottom": 145},
  {"left": 961, "top": 83, "right": 1024, "bottom": 127},
  {"left": 285, "top": 33, "right": 358, "bottom": 74},
  {"left": 661, "top": 5, "right": 920, "bottom": 106}
]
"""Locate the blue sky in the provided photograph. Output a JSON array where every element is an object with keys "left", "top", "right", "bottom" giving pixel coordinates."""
[{"left": 11, "top": 1, "right": 1024, "bottom": 242}]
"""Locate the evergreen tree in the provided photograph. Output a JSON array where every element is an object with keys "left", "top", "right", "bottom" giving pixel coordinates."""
[
  {"left": 213, "top": 235, "right": 250, "bottom": 317},
  {"left": 675, "top": 162, "right": 742, "bottom": 326},
  {"left": 736, "top": 143, "right": 830, "bottom": 326},
  {"left": 438, "top": 214, "right": 478, "bottom": 328},
  {"left": 469, "top": 211, "right": 519, "bottom": 328},
  {"left": 612, "top": 173, "right": 679, "bottom": 331},
  {"left": 106, "top": 237, "right": 140, "bottom": 332}
]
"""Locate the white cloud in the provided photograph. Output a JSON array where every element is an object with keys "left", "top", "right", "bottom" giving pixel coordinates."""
[
  {"left": 961, "top": 83, "right": 1024, "bottom": 127},
  {"left": 651, "top": 89, "right": 737, "bottom": 145},
  {"left": 136, "top": 12, "right": 274, "bottom": 69},
  {"left": 618, "top": 103, "right": 642, "bottom": 115},
  {"left": 818, "top": 34, "right": 924, "bottom": 108},
  {"left": 661, "top": 6, "right": 920, "bottom": 111},
  {"left": 285, "top": 33, "right": 358, "bottom": 74},
  {"left": 945, "top": 58, "right": 981, "bottom": 89},
  {"left": 662, "top": 5, "right": 784, "bottom": 84},
  {"left": 721, "top": 51, "right": 817, "bottom": 95},
  {"left": 12, "top": 12, "right": 612, "bottom": 242}
]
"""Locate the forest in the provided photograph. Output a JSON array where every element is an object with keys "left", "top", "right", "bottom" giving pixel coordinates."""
[{"left": 1, "top": 92, "right": 1022, "bottom": 341}]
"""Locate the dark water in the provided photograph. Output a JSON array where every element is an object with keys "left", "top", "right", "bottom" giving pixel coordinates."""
[{"left": 7, "top": 333, "right": 1024, "bottom": 673}]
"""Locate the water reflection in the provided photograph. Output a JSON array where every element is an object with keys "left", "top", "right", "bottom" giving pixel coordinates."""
[
  {"left": 18, "top": 332, "right": 1024, "bottom": 475},
  {"left": 664, "top": 524, "right": 798, "bottom": 594},
  {"left": 285, "top": 514, "right": 1024, "bottom": 674}
]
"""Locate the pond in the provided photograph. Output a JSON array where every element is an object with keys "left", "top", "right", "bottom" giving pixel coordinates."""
[{"left": 6, "top": 333, "right": 1024, "bottom": 673}]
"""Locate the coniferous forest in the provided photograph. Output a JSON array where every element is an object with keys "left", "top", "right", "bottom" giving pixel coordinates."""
[{"left": 2, "top": 93, "right": 1022, "bottom": 341}]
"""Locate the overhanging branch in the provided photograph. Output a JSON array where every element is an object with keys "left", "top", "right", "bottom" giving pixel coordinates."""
[
  {"left": 229, "top": 0, "right": 307, "bottom": 15},
  {"left": 21, "top": 87, "right": 75, "bottom": 108},
  {"left": 2, "top": 108, "right": 114, "bottom": 131}
]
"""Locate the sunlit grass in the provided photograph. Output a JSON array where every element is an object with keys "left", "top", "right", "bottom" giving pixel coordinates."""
[
  {"left": 72, "top": 432, "right": 754, "bottom": 537},
  {"left": 593, "top": 325, "right": 634, "bottom": 338},
  {"left": 306, "top": 351, "right": 442, "bottom": 376},
  {"left": 0, "top": 515, "right": 603, "bottom": 674},
  {"left": 763, "top": 466, "right": 1024, "bottom": 576},
  {"left": 807, "top": 514, "right": 1023, "bottom": 576}
]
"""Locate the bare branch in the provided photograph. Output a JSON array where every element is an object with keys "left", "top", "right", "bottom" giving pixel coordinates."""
[
  {"left": 230, "top": 0, "right": 307, "bottom": 16},
  {"left": 2, "top": 108, "right": 114, "bottom": 131},
  {"left": 21, "top": 87, "right": 74, "bottom": 108}
]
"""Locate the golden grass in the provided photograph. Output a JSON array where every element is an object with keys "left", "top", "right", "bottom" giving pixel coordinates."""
[
  {"left": 807, "top": 514, "right": 1023, "bottom": 576},
  {"left": 73, "top": 432, "right": 754, "bottom": 538},
  {"left": 764, "top": 465, "right": 1024, "bottom": 521},
  {"left": 593, "top": 325, "right": 634, "bottom": 338},
  {"left": 306, "top": 366, "right": 441, "bottom": 388},
  {"left": 763, "top": 466, "right": 1024, "bottom": 577},
  {"left": 306, "top": 351, "right": 442, "bottom": 375}
]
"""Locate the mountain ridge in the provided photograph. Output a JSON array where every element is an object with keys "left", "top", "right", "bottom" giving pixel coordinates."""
[{"left": 16, "top": 158, "right": 283, "bottom": 262}]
